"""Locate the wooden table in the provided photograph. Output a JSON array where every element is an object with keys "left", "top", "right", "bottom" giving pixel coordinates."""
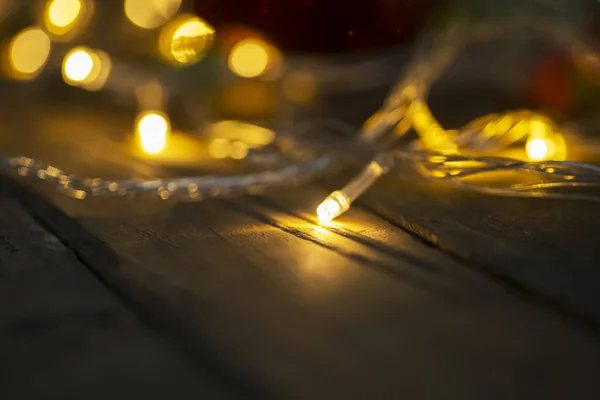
[{"left": 2, "top": 79, "right": 600, "bottom": 399}]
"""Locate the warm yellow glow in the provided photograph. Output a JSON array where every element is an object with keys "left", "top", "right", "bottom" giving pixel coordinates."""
[
  {"left": 316, "top": 155, "right": 390, "bottom": 222},
  {"left": 62, "top": 46, "right": 111, "bottom": 90},
  {"left": 7, "top": 27, "right": 51, "bottom": 79},
  {"left": 63, "top": 48, "right": 93, "bottom": 82},
  {"left": 228, "top": 39, "right": 270, "bottom": 78},
  {"left": 125, "top": 0, "right": 181, "bottom": 29},
  {"left": 210, "top": 120, "right": 275, "bottom": 147},
  {"left": 526, "top": 137, "right": 554, "bottom": 161},
  {"left": 47, "top": 0, "right": 81, "bottom": 28},
  {"left": 136, "top": 111, "right": 170, "bottom": 155},
  {"left": 529, "top": 119, "right": 548, "bottom": 138},
  {"left": 159, "top": 14, "right": 214, "bottom": 65},
  {"left": 230, "top": 141, "right": 249, "bottom": 160},
  {"left": 316, "top": 191, "right": 351, "bottom": 223},
  {"left": 131, "top": 131, "right": 205, "bottom": 162},
  {"left": 48, "top": 0, "right": 81, "bottom": 27},
  {"left": 208, "top": 138, "right": 230, "bottom": 159},
  {"left": 43, "top": 0, "right": 93, "bottom": 40},
  {"left": 239, "top": 124, "right": 275, "bottom": 146},
  {"left": 317, "top": 199, "right": 342, "bottom": 223},
  {"left": 409, "top": 101, "right": 455, "bottom": 151}
]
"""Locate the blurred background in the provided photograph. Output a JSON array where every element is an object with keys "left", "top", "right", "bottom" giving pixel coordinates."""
[{"left": 1, "top": 0, "right": 600, "bottom": 189}]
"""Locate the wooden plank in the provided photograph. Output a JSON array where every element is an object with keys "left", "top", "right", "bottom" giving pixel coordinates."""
[
  {"left": 8, "top": 177, "right": 600, "bottom": 399},
  {"left": 0, "top": 183, "right": 235, "bottom": 399},
  {"left": 359, "top": 176, "right": 600, "bottom": 325},
  {"left": 4, "top": 78, "right": 600, "bottom": 397}
]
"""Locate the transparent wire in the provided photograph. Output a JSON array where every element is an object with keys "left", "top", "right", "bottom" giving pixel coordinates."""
[{"left": 2, "top": 17, "right": 600, "bottom": 207}]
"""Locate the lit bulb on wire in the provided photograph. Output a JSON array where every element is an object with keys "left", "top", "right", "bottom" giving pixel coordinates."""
[
  {"left": 62, "top": 46, "right": 111, "bottom": 91},
  {"left": 317, "top": 154, "right": 393, "bottom": 223},
  {"left": 135, "top": 111, "right": 171, "bottom": 155}
]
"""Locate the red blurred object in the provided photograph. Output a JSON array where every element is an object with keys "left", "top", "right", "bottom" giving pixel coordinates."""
[
  {"left": 193, "top": 0, "right": 441, "bottom": 53},
  {"left": 530, "top": 51, "right": 572, "bottom": 114}
]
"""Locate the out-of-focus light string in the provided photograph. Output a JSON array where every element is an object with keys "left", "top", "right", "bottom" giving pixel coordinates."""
[
  {"left": 2, "top": 14, "right": 600, "bottom": 223},
  {"left": 315, "top": 18, "right": 600, "bottom": 221}
]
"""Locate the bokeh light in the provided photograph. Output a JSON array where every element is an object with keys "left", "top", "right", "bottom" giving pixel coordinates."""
[
  {"left": 228, "top": 39, "right": 270, "bottom": 78},
  {"left": 43, "top": 0, "right": 92, "bottom": 40},
  {"left": 48, "top": 0, "right": 81, "bottom": 27},
  {"left": 124, "top": 0, "right": 181, "bottom": 29},
  {"left": 524, "top": 119, "right": 566, "bottom": 161},
  {"left": 6, "top": 27, "right": 52, "bottom": 80},
  {"left": 136, "top": 111, "right": 170, "bottom": 155},
  {"left": 62, "top": 46, "right": 111, "bottom": 90},
  {"left": 229, "top": 141, "right": 249, "bottom": 160},
  {"left": 63, "top": 49, "right": 93, "bottom": 82},
  {"left": 158, "top": 14, "right": 214, "bottom": 66},
  {"left": 526, "top": 137, "right": 554, "bottom": 161},
  {"left": 208, "top": 138, "right": 231, "bottom": 159},
  {"left": 210, "top": 120, "right": 275, "bottom": 147},
  {"left": 317, "top": 198, "right": 342, "bottom": 223}
]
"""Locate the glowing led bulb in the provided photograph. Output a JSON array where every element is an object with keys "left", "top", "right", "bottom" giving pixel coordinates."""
[
  {"left": 45, "top": 0, "right": 81, "bottom": 30},
  {"left": 48, "top": 0, "right": 81, "bottom": 27},
  {"left": 316, "top": 154, "right": 393, "bottom": 223},
  {"left": 43, "top": 0, "right": 93, "bottom": 40},
  {"left": 63, "top": 49, "right": 93, "bottom": 81},
  {"left": 158, "top": 14, "right": 215, "bottom": 65},
  {"left": 526, "top": 138, "right": 551, "bottom": 161},
  {"left": 317, "top": 191, "right": 351, "bottom": 223},
  {"left": 62, "top": 46, "right": 111, "bottom": 90},
  {"left": 228, "top": 39, "right": 270, "bottom": 78},
  {"left": 6, "top": 27, "right": 51, "bottom": 80},
  {"left": 136, "top": 111, "right": 170, "bottom": 155}
]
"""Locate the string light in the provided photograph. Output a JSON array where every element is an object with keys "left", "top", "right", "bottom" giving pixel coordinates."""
[
  {"left": 62, "top": 46, "right": 111, "bottom": 91},
  {"left": 314, "top": 19, "right": 599, "bottom": 221},
  {"left": 4, "top": 27, "right": 51, "bottom": 80},
  {"left": 229, "top": 141, "right": 250, "bottom": 160},
  {"left": 317, "top": 153, "right": 393, "bottom": 223},
  {"left": 43, "top": 0, "right": 93, "bottom": 40},
  {"left": 158, "top": 14, "right": 214, "bottom": 66},
  {"left": 62, "top": 48, "right": 93, "bottom": 82},
  {"left": 46, "top": 0, "right": 82, "bottom": 28},
  {"left": 228, "top": 39, "right": 271, "bottom": 78},
  {"left": 135, "top": 111, "right": 170, "bottom": 155},
  {"left": 208, "top": 138, "right": 231, "bottom": 159},
  {"left": 526, "top": 138, "right": 552, "bottom": 161},
  {"left": 1, "top": 14, "right": 600, "bottom": 221}
]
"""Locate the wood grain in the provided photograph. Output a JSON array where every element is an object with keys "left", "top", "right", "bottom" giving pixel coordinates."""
[
  {"left": 7, "top": 176, "right": 600, "bottom": 399},
  {"left": 360, "top": 176, "right": 600, "bottom": 325},
  {"left": 0, "top": 184, "right": 235, "bottom": 399},
  {"left": 3, "top": 68, "right": 600, "bottom": 398}
]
